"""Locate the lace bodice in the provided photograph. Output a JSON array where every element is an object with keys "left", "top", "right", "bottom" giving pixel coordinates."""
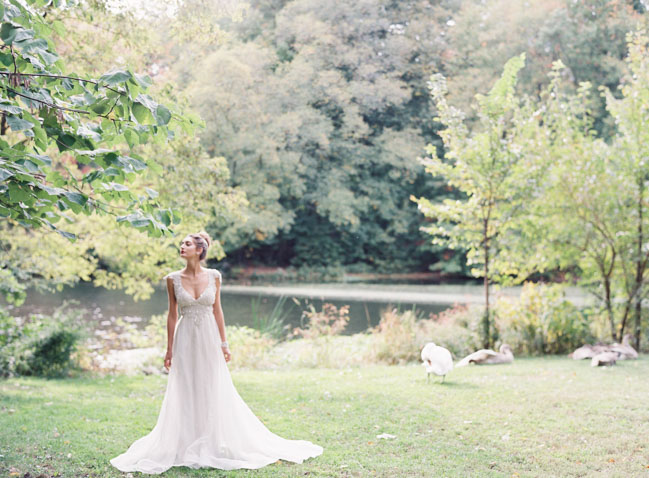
[{"left": 164, "top": 268, "right": 222, "bottom": 326}]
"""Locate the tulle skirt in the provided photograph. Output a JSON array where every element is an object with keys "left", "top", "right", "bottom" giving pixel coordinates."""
[{"left": 110, "top": 311, "right": 323, "bottom": 474}]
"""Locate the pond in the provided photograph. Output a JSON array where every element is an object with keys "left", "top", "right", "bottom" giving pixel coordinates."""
[{"left": 2, "top": 281, "right": 592, "bottom": 335}]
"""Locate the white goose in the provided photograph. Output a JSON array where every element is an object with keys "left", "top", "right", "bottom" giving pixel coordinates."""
[
  {"left": 456, "top": 344, "right": 514, "bottom": 367},
  {"left": 421, "top": 342, "right": 454, "bottom": 383}
]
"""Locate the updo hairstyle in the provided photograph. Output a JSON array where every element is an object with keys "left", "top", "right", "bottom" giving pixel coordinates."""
[{"left": 190, "top": 231, "right": 212, "bottom": 261}]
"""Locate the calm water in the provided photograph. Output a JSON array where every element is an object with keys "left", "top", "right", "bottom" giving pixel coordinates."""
[{"left": 2, "top": 281, "right": 591, "bottom": 335}]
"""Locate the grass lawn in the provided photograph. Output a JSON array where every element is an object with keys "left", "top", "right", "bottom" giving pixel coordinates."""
[{"left": 1, "top": 357, "right": 648, "bottom": 477}]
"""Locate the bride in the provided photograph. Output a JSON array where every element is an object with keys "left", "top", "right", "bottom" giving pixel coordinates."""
[{"left": 110, "top": 231, "right": 323, "bottom": 474}]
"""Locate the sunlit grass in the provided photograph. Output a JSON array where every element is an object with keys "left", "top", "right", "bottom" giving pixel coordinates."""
[{"left": 1, "top": 357, "right": 648, "bottom": 477}]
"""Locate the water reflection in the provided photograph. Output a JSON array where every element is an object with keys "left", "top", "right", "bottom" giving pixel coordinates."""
[{"left": 2, "top": 281, "right": 590, "bottom": 335}]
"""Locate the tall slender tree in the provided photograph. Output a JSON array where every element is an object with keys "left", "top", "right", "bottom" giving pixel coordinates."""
[{"left": 412, "top": 53, "right": 534, "bottom": 347}]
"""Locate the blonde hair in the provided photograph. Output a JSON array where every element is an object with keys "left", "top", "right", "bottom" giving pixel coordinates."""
[{"left": 190, "top": 230, "right": 212, "bottom": 261}]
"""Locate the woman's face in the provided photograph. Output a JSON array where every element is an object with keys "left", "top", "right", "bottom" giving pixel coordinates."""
[{"left": 179, "top": 235, "right": 200, "bottom": 259}]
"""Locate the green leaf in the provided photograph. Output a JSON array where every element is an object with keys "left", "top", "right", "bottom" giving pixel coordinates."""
[
  {"left": 132, "top": 102, "right": 153, "bottom": 124},
  {"left": 0, "top": 103, "right": 22, "bottom": 114},
  {"left": 124, "top": 128, "right": 138, "bottom": 148},
  {"left": 0, "top": 167, "right": 14, "bottom": 181},
  {"left": 99, "top": 69, "right": 132, "bottom": 86},
  {"left": 0, "top": 23, "right": 20, "bottom": 44},
  {"left": 6, "top": 115, "right": 34, "bottom": 131},
  {"left": 8, "top": 183, "right": 32, "bottom": 203},
  {"left": 33, "top": 124, "right": 47, "bottom": 151},
  {"left": 135, "top": 94, "right": 157, "bottom": 112},
  {"left": 155, "top": 104, "right": 171, "bottom": 125},
  {"left": 90, "top": 99, "right": 112, "bottom": 115},
  {"left": 133, "top": 73, "right": 152, "bottom": 88}
]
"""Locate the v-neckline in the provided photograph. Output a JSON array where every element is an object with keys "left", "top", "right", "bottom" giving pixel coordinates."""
[{"left": 178, "top": 269, "right": 211, "bottom": 301}]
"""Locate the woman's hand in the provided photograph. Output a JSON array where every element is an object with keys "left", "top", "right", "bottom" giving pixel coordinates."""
[
  {"left": 164, "top": 349, "right": 172, "bottom": 371},
  {"left": 221, "top": 344, "right": 232, "bottom": 363}
]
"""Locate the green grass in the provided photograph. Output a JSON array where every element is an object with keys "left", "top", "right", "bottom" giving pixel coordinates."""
[{"left": 1, "top": 357, "right": 649, "bottom": 477}]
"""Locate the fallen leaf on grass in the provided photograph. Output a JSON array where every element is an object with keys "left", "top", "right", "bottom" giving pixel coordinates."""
[
  {"left": 608, "top": 458, "right": 615, "bottom": 463},
  {"left": 367, "top": 441, "right": 374, "bottom": 445}
]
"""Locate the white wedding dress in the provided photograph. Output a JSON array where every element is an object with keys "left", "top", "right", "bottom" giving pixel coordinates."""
[{"left": 110, "top": 268, "right": 323, "bottom": 474}]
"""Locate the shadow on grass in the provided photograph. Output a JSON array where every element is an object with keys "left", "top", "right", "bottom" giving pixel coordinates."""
[{"left": 421, "top": 380, "right": 478, "bottom": 389}]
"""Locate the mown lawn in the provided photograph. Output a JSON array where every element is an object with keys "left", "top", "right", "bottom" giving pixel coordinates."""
[{"left": 1, "top": 357, "right": 648, "bottom": 477}]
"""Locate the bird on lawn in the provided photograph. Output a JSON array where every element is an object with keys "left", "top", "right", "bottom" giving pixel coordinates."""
[
  {"left": 591, "top": 351, "right": 618, "bottom": 367},
  {"left": 570, "top": 343, "right": 609, "bottom": 360},
  {"left": 421, "top": 342, "right": 453, "bottom": 383},
  {"left": 609, "top": 334, "right": 638, "bottom": 360},
  {"left": 456, "top": 344, "right": 514, "bottom": 367}
]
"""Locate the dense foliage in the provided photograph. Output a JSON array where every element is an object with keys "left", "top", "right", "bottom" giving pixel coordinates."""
[
  {"left": 0, "top": 0, "right": 201, "bottom": 240},
  {"left": 167, "top": 0, "right": 645, "bottom": 272}
]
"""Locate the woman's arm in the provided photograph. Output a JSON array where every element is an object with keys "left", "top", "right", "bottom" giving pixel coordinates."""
[
  {"left": 212, "top": 273, "right": 231, "bottom": 362},
  {"left": 164, "top": 276, "right": 178, "bottom": 370}
]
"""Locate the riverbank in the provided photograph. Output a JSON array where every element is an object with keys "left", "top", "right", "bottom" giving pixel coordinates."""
[{"left": 2, "top": 357, "right": 648, "bottom": 477}]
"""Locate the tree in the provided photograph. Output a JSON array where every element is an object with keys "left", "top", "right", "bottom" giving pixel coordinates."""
[
  {"left": 412, "top": 53, "right": 535, "bottom": 347},
  {"left": 178, "top": 0, "right": 461, "bottom": 271},
  {"left": 600, "top": 30, "right": 649, "bottom": 348},
  {"left": 518, "top": 37, "right": 649, "bottom": 345},
  {"left": 0, "top": 0, "right": 201, "bottom": 241}
]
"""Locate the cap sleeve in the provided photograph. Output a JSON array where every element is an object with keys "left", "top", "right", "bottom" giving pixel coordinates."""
[
  {"left": 163, "top": 271, "right": 174, "bottom": 281},
  {"left": 213, "top": 269, "right": 222, "bottom": 286}
]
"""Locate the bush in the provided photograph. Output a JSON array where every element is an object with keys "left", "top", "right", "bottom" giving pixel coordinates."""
[
  {"left": 292, "top": 303, "right": 350, "bottom": 339},
  {"left": 226, "top": 325, "right": 277, "bottom": 369},
  {"left": 371, "top": 304, "right": 484, "bottom": 364},
  {"left": 372, "top": 308, "right": 420, "bottom": 364},
  {"left": 418, "top": 303, "right": 484, "bottom": 359},
  {"left": 0, "top": 303, "right": 87, "bottom": 378},
  {"left": 494, "top": 282, "right": 594, "bottom": 355}
]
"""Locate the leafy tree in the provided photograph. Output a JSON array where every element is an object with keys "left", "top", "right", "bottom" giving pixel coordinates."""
[
  {"left": 0, "top": 1, "right": 245, "bottom": 304},
  {"left": 600, "top": 30, "right": 649, "bottom": 347},
  {"left": 442, "top": 0, "right": 643, "bottom": 138},
  {"left": 0, "top": 0, "right": 201, "bottom": 241},
  {"left": 412, "top": 53, "right": 536, "bottom": 347},
  {"left": 517, "top": 34, "right": 649, "bottom": 345},
  {"left": 179, "top": 0, "right": 462, "bottom": 271}
]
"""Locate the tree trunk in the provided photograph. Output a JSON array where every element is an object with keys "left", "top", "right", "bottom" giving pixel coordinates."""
[
  {"left": 634, "top": 178, "right": 644, "bottom": 350},
  {"left": 635, "top": 297, "right": 642, "bottom": 350},
  {"left": 605, "top": 278, "right": 617, "bottom": 342},
  {"left": 483, "top": 219, "right": 490, "bottom": 348}
]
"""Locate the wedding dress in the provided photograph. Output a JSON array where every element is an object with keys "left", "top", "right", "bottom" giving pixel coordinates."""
[{"left": 110, "top": 268, "right": 323, "bottom": 474}]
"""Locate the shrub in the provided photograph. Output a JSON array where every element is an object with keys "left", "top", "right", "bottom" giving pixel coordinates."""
[
  {"left": 292, "top": 303, "right": 350, "bottom": 339},
  {"left": 371, "top": 304, "right": 484, "bottom": 364},
  {"left": 226, "top": 325, "right": 277, "bottom": 369},
  {"left": 418, "top": 303, "right": 484, "bottom": 358},
  {"left": 494, "top": 282, "right": 594, "bottom": 355},
  {"left": 0, "top": 303, "right": 87, "bottom": 378},
  {"left": 372, "top": 307, "right": 420, "bottom": 364}
]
